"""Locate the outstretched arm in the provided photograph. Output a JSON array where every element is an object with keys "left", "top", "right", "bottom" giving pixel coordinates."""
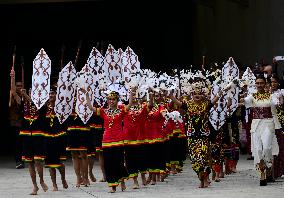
[
  {"left": 126, "top": 86, "right": 136, "bottom": 111},
  {"left": 9, "top": 69, "right": 21, "bottom": 105},
  {"left": 169, "top": 90, "right": 182, "bottom": 107},
  {"left": 79, "top": 88, "right": 97, "bottom": 112}
]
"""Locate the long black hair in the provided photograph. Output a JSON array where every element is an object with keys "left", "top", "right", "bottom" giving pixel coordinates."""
[{"left": 255, "top": 74, "right": 266, "bottom": 82}]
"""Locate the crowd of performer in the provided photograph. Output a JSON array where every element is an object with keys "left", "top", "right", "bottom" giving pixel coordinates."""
[{"left": 8, "top": 61, "right": 284, "bottom": 195}]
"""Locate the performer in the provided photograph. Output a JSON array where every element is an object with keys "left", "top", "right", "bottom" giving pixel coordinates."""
[
  {"left": 83, "top": 87, "right": 130, "bottom": 193},
  {"left": 9, "top": 69, "right": 25, "bottom": 169},
  {"left": 43, "top": 86, "right": 68, "bottom": 191},
  {"left": 18, "top": 87, "right": 48, "bottom": 195},
  {"left": 66, "top": 94, "right": 91, "bottom": 187},
  {"left": 123, "top": 86, "right": 148, "bottom": 189},
  {"left": 88, "top": 108, "right": 106, "bottom": 183},
  {"left": 144, "top": 90, "right": 167, "bottom": 185},
  {"left": 170, "top": 79, "right": 212, "bottom": 188},
  {"left": 270, "top": 74, "right": 284, "bottom": 180},
  {"left": 242, "top": 75, "right": 280, "bottom": 186}
]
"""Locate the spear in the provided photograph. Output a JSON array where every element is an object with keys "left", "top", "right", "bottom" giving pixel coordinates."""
[
  {"left": 74, "top": 40, "right": 82, "bottom": 69},
  {"left": 202, "top": 56, "right": 205, "bottom": 70},
  {"left": 9, "top": 45, "right": 17, "bottom": 107},
  {"left": 60, "top": 44, "right": 66, "bottom": 69},
  {"left": 21, "top": 56, "right": 24, "bottom": 89},
  {"left": 100, "top": 40, "right": 104, "bottom": 56}
]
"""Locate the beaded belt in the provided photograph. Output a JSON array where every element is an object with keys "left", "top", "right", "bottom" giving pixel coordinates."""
[{"left": 252, "top": 107, "right": 272, "bottom": 119}]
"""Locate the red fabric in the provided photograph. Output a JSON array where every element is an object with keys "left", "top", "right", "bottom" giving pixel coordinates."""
[
  {"left": 98, "top": 106, "right": 125, "bottom": 145},
  {"left": 144, "top": 104, "right": 166, "bottom": 141},
  {"left": 123, "top": 103, "right": 147, "bottom": 142}
]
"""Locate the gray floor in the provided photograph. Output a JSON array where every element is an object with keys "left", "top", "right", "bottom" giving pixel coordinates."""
[{"left": 0, "top": 154, "right": 283, "bottom": 198}]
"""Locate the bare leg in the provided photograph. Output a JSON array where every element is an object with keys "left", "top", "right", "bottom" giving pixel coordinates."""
[
  {"left": 58, "top": 165, "right": 68, "bottom": 189},
  {"left": 80, "top": 151, "right": 89, "bottom": 186},
  {"left": 220, "top": 163, "right": 225, "bottom": 178},
  {"left": 151, "top": 173, "right": 156, "bottom": 185},
  {"left": 198, "top": 172, "right": 205, "bottom": 188},
  {"left": 204, "top": 173, "right": 210, "bottom": 187},
  {"left": 88, "top": 156, "right": 96, "bottom": 182},
  {"left": 141, "top": 173, "right": 147, "bottom": 186},
  {"left": 49, "top": 168, "right": 58, "bottom": 191},
  {"left": 146, "top": 173, "right": 152, "bottom": 184},
  {"left": 28, "top": 162, "right": 39, "bottom": 195},
  {"left": 121, "top": 179, "right": 126, "bottom": 191},
  {"left": 212, "top": 170, "right": 216, "bottom": 180},
  {"left": 98, "top": 152, "right": 106, "bottom": 182},
  {"left": 157, "top": 173, "right": 161, "bottom": 182},
  {"left": 35, "top": 161, "right": 48, "bottom": 192},
  {"left": 215, "top": 171, "right": 220, "bottom": 182},
  {"left": 72, "top": 152, "right": 82, "bottom": 187},
  {"left": 132, "top": 176, "right": 139, "bottom": 189},
  {"left": 109, "top": 186, "right": 116, "bottom": 193}
]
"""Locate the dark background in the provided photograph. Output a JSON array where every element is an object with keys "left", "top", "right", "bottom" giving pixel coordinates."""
[{"left": 0, "top": 0, "right": 194, "bottom": 155}]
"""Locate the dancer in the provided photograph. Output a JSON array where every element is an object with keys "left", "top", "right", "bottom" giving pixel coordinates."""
[
  {"left": 242, "top": 75, "right": 280, "bottom": 186},
  {"left": 83, "top": 87, "right": 131, "bottom": 193},
  {"left": 43, "top": 86, "right": 68, "bottom": 191}
]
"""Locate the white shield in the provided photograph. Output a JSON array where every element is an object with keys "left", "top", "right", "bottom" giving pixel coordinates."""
[
  {"left": 87, "top": 47, "right": 107, "bottom": 107},
  {"left": 31, "top": 48, "right": 51, "bottom": 110},
  {"left": 222, "top": 57, "right": 239, "bottom": 117},
  {"left": 75, "top": 65, "right": 96, "bottom": 124},
  {"left": 104, "top": 44, "right": 122, "bottom": 84},
  {"left": 54, "top": 61, "right": 77, "bottom": 124}
]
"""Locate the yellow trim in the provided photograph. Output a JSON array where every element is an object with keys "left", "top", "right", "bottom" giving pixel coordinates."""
[{"left": 102, "top": 141, "right": 124, "bottom": 148}]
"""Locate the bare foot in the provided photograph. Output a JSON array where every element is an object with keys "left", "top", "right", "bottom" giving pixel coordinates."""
[
  {"left": 76, "top": 178, "right": 82, "bottom": 187},
  {"left": 109, "top": 186, "right": 116, "bottom": 193},
  {"left": 121, "top": 182, "right": 126, "bottom": 191},
  {"left": 204, "top": 179, "right": 210, "bottom": 187},
  {"left": 146, "top": 177, "right": 151, "bottom": 185},
  {"left": 53, "top": 184, "right": 58, "bottom": 191},
  {"left": 30, "top": 186, "right": 39, "bottom": 195},
  {"left": 199, "top": 180, "right": 204, "bottom": 188},
  {"left": 99, "top": 178, "right": 106, "bottom": 182},
  {"left": 150, "top": 181, "right": 156, "bottom": 185},
  {"left": 141, "top": 175, "right": 147, "bottom": 186},
  {"left": 62, "top": 180, "right": 68, "bottom": 189},
  {"left": 133, "top": 183, "right": 140, "bottom": 189},
  {"left": 89, "top": 172, "right": 97, "bottom": 182},
  {"left": 40, "top": 182, "right": 48, "bottom": 192}
]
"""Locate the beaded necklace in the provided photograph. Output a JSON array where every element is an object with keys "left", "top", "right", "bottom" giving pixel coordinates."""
[
  {"left": 187, "top": 100, "right": 209, "bottom": 116},
  {"left": 253, "top": 92, "right": 270, "bottom": 101},
  {"left": 105, "top": 108, "right": 121, "bottom": 128},
  {"left": 129, "top": 104, "right": 142, "bottom": 123},
  {"left": 46, "top": 103, "right": 55, "bottom": 127}
]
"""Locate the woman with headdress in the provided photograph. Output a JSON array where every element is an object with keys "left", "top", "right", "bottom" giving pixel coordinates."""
[
  {"left": 82, "top": 85, "right": 131, "bottom": 193},
  {"left": 122, "top": 86, "right": 149, "bottom": 188},
  {"left": 242, "top": 74, "right": 280, "bottom": 186},
  {"left": 269, "top": 74, "right": 284, "bottom": 180},
  {"left": 144, "top": 88, "right": 168, "bottom": 185},
  {"left": 43, "top": 84, "right": 68, "bottom": 191},
  {"left": 170, "top": 78, "right": 212, "bottom": 188}
]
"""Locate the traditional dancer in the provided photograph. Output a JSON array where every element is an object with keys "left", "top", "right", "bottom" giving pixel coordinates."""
[
  {"left": 83, "top": 86, "right": 130, "bottom": 193},
  {"left": 242, "top": 75, "right": 280, "bottom": 186},
  {"left": 270, "top": 74, "right": 284, "bottom": 180},
  {"left": 170, "top": 79, "right": 212, "bottom": 188},
  {"left": 123, "top": 86, "right": 148, "bottom": 188},
  {"left": 43, "top": 86, "right": 68, "bottom": 191}
]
